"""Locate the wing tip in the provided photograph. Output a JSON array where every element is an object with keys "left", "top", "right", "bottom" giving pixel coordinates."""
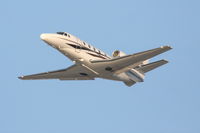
[
  {"left": 161, "top": 45, "right": 173, "bottom": 50},
  {"left": 18, "top": 76, "right": 31, "bottom": 80},
  {"left": 161, "top": 59, "right": 169, "bottom": 64},
  {"left": 18, "top": 76, "right": 25, "bottom": 80}
]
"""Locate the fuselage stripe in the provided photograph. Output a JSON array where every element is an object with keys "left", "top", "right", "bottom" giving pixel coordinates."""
[
  {"left": 87, "top": 53, "right": 107, "bottom": 59},
  {"left": 58, "top": 37, "right": 110, "bottom": 59},
  {"left": 66, "top": 43, "right": 107, "bottom": 59}
]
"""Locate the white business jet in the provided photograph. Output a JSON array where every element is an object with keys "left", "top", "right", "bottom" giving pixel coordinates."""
[{"left": 19, "top": 32, "right": 172, "bottom": 86}]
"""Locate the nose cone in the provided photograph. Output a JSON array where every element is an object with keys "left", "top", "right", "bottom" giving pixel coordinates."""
[
  {"left": 40, "top": 33, "right": 57, "bottom": 47},
  {"left": 40, "top": 34, "right": 47, "bottom": 41}
]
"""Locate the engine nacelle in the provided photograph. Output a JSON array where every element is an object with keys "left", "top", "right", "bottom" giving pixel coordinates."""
[{"left": 112, "top": 50, "right": 126, "bottom": 57}]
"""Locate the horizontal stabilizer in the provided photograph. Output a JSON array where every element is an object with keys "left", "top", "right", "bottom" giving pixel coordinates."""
[{"left": 135, "top": 59, "right": 168, "bottom": 73}]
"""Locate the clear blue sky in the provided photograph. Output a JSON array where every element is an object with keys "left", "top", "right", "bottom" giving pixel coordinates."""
[{"left": 1, "top": 0, "right": 200, "bottom": 132}]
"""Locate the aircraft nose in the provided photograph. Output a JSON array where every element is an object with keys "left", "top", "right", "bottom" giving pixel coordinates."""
[
  {"left": 40, "top": 33, "right": 57, "bottom": 47},
  {"left": 40, "top": 34, "right": 47, "bottom": 41}
]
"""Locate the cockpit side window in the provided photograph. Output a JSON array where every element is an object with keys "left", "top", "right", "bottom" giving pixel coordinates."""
[{"left": 57, "top": 32, "right": 64, "bottom": 35}]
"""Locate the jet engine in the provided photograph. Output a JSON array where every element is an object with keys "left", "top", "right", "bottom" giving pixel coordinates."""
[{"left": 112, "top": 50, "right": 126, "bottom": 57}]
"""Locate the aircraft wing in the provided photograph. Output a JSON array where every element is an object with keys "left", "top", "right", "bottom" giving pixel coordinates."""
[
  {"left": 18, "top": 64, "right": 97, "bottom": 80},
  {"left": 91, "top": 46, "right": 172, "bottom": 74}
]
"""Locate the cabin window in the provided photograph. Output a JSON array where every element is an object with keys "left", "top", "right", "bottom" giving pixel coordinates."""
[{"left": 83, "top": 42, "right": 86, "bottom": 45}]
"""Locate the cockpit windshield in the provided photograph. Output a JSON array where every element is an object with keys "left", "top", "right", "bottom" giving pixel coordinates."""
[{"left": 57, "top": 32, "right": 68, "bottom": 37}]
